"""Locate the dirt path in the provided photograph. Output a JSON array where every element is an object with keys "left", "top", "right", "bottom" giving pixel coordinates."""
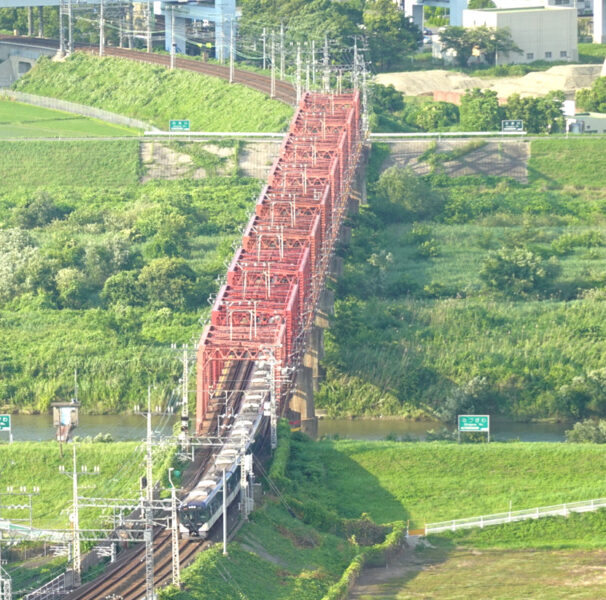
[{"left": 376, "top": 65, "right": 603, "bottom": 99}]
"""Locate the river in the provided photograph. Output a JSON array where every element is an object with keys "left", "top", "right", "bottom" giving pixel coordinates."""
[
  {"left": 317, "top": 417, "right": 572, "bottom": 442},
  {"left": 5, "top": 414, "right": 571, "bottom": 443}
]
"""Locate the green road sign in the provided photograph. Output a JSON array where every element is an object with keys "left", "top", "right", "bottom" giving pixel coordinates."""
[
  {"left": 0, "top": 415, "right": 10, "bottom": 431},
  {"left": 458, "top": 415, "right": 489, "bottom": 432},
  {"left": 169, "top": 119, "right": 190, "bottom": 132},
  {"left": 502, "top": 119, "right": 524, "bottom": 132}
]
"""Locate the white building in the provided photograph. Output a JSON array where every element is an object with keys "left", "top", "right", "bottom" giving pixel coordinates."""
[{"left": 461, "top": 1, "right": 578, "bottom": 65}]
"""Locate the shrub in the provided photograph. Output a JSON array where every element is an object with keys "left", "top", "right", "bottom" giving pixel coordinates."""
[
  {"left": 479, "top": 246, "right": 561, "bottom": 297},
  {"left": 566, "top": 419, "right": 606, "bottom": 443}
]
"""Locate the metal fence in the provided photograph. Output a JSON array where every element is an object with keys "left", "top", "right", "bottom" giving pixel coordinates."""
[
  {"left": 425, "top": 497, "right": 606, "bottom": 535},
  {"left": 0, "top": 89, "right": 157, "bottom": 132},
  {"left": 22, "top": 572, "right": 69, "bottom": 600}
]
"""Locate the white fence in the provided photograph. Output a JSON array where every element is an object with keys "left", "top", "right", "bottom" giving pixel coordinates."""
[
  {"left": 22, "top": 572, "right": 70, "bottom": 600},
  {"left": 425, "top": 497, "right": 606, "bottom": 535}
]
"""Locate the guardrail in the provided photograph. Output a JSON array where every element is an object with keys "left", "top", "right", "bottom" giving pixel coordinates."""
[{"left": 425, "top": 497, "right": 606, "bottom": 535}]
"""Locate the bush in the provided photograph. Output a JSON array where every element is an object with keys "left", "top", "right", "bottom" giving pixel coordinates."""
[
  {"left": 374, "top": 167, "right": 445, "bottom": 222},
  {"left": 415, "top": 101, "right": 459, "bottom": 131},
  {"left": 566, "top": 419, "right": 606, "bottom": 443},
  {"left": 479, "top": 246, "right": 561, "bottom": 297}
]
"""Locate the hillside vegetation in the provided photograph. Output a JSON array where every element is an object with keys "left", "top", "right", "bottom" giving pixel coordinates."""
[
  {"left": 14, "top": 53, "right": 293, "bottom": 132},
  {"left": 0, "top": 139, "right": 260, "bottom": 412},
  {"left": 318, "top": 138, "right": 606, "bottom": 421}
]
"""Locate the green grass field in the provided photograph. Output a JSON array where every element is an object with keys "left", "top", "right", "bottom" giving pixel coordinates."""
[
  {"left": 0, "top": 99, "right": 138, "bottom": 138},
  {"left": 364, "top": 545, "right": 606, "bottom": 600},
  {"left": 0, "top": 140, "right": 141, "bottom": 188},
  {"left": 14, "top": 53, "right": 293, "bottom": 132},
  {"left": 529, "top": 138, "right": 606, "bottom": 189},
  {"left": 288, "top": 439, "right": 606, "bottom": 527},
  {"left": 0, "top": 441, "right": 142, "bottom": 528}
]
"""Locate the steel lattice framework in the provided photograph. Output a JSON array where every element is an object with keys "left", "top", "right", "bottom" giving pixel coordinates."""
[{"left": 196, "top": 91, "right": 362, "bottom": 433}]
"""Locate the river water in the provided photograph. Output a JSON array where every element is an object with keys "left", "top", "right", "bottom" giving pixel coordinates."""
[
  {"left": 317, "top": 417, "right": 571, "bottom": 442},
  {"left": 5, "top": 414, "right": 571, "bottom": 443}
]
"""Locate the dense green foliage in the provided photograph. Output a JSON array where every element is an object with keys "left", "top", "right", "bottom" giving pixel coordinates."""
[
  {"left": 0, "top": 140, "right": 261, "bottom": 412},
  {"left": 14, "top": 54, "right": 293, "bottom": 132},
  {"left": 565, "top": 418, "right": 606, "bottom": 443},
  {"left": 239, "top": 0, "right": 421, "bottom": 71},
  {"left": 0, "top": 99, "right": 138, "bottom": 138},
  {"left": 578, "top": 42, "right": 606, "bottom": 63},
  {"left": 287, "top": 439, "right": 606, "bottom": 527},
  {"left": 576, "top": 76, "right": 606, "bottom": 113},
  {"left": 318, "top": 139, "right": 606, "bottom": 420}
]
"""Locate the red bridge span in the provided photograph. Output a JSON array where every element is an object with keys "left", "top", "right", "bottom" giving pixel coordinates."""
[{"left": 196, "top": 90, "right": 365, "bottom": 436}]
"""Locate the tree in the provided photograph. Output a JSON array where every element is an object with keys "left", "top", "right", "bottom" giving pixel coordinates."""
[
  {"left": 460, "top": 88, "right": 501, "bottom": 131},
  {"left": 438, "top": 26, "right": 474, "bottom": 68},
  {"left": 467, "top": 0, "right": 496, "bottom": 8},
  {"left": 374, "top": 167, "right": 445, "bottom": 222},
  {"left": 415, "top": 101, "right": 459, "bottom": 131},
  {"left": 506, "top": 91, "right": 565, "bottom": 133},
  {"left": 566, "top": 419, "right": 606, "bottom": 443},
  {"left": 576, "top": 76, "right": 606, "bottom": 113},
  {"left": 138, "top": 258, "right": 196, "bottom": 310},
  {"left": 362, "top": 0, "right": 421, "bottom": 69},
  {"left": 101, "top": 270, "right": 144, "bottom": 307},
  {"left": 55, "top": 267, "right": 88, "bottom": 309},
  {"left": 479, "top": 246, "right": 561, "bottom": 297},
  {"left": 439, "top": 25, "right": 521, "bottom": 68}
]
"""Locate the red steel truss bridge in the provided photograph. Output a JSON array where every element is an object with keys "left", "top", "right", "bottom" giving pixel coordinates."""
[{"left": 196, "top": 90, "right": 364, "bottom": 436}]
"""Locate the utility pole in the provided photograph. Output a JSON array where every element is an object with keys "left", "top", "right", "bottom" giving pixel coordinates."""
[
  {"left": 311, "top": 39, "right": 316, "bottom": 87},
  {"left": 322, "top": 35, "right": 330, "bottom": 93},
  {"left": 362, "top": 60, "right": 369, "bottom": 138},
  {"left": 170, "top": 7, "right": 176, "bottom": 70},
  {"left": 59, "top": 0, "right": 65, "bottom": 56},
  {"left": 229, "top": 18, "right": 234, "bottom": 83},
  {"left": 59, "top": 445, "right": 99, "bottom": 588},
  {"left": 27, "top": 7, "right": 33, "bottom": 37},
  {"left": 99, "top": 0, "right": 104, "bottom": 57},
  {"left": 147, "top": 0, "right": 152, "bottom": 53},
  {"left": 270, "top": 31, "right": 276, "bottom": 98},
  {"left": 168, "top": 469, "right": 180, "bottom": 588},
  {"left": 262, "top": 27, "right": 267, "bottom": 71},
  {"left": 305, "top": 46, "right": 310, "bottom": 93},
  {"left": 296, "top": 42, "right": 302, "bottom": 104},
  {"left": 67, "top": 0, "right": 73, "bottom": 55},
  {"left": 353, "top": 36, "right": 359, "bottom": 90},
  {"left": 38, "top": 6, "right": 44, "bottom": 38},
  {"left": 0, "top": 565, "right": 11, "bottom": 600},
  {"left": 179, "top": 347, "right": 189, "bottom": 449},
  {"left": 222, "top": 468, "right": 227, "bottom": 555},
  {"left": 279, "top": 22, "right": 285, "bottom": 80},
  {"left": 135, "top": 387, "right": 156, "bottom": 600}
]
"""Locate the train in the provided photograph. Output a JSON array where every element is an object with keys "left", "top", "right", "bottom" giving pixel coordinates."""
[{"left": 178, "top": 362, "right": 270, "bottom": 538}]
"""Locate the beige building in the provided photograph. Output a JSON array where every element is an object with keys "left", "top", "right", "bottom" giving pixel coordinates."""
[{"left": 462, "top": 2, "right": 578, "bottom": 65}]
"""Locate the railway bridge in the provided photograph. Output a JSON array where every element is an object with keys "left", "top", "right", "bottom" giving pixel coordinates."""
[{"left": 196, "top": 89, "right": 366, "bottom": 438}]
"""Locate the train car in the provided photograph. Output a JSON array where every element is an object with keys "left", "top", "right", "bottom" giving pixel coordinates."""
[{"left": 179, "top": 363, "right": 269, "bottom": 538}]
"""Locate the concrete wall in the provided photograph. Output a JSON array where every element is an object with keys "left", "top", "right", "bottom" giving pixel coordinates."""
[{"left": 463, "top": 6, "right": 578, "bottom": 64}]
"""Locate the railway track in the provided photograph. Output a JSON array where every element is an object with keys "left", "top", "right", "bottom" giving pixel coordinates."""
[
  {"left": 62, "top": 360, "right": 257, "bottom": 600},
  {"left": 65, "top": 532, "right": 207, "bottom": 600},
  {"left": 0, "top": 36, "right": 296, "bottom": 105}
]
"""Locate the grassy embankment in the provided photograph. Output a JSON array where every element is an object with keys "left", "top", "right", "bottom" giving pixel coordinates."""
[
  {"left": 0, "top": 139, "right": 261, "bottom": 413},
  {"left": 13, "top": 53, "right": 293, "bottom": 131},
  {"left": 0, "top": 99, "right": 138, "bottom": 138},
  {"left": 317, "top": 137, "right": 606, "bottom": 421},
  {"left": 157, "top": 434, "right": 606, "bottom": 600}
]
